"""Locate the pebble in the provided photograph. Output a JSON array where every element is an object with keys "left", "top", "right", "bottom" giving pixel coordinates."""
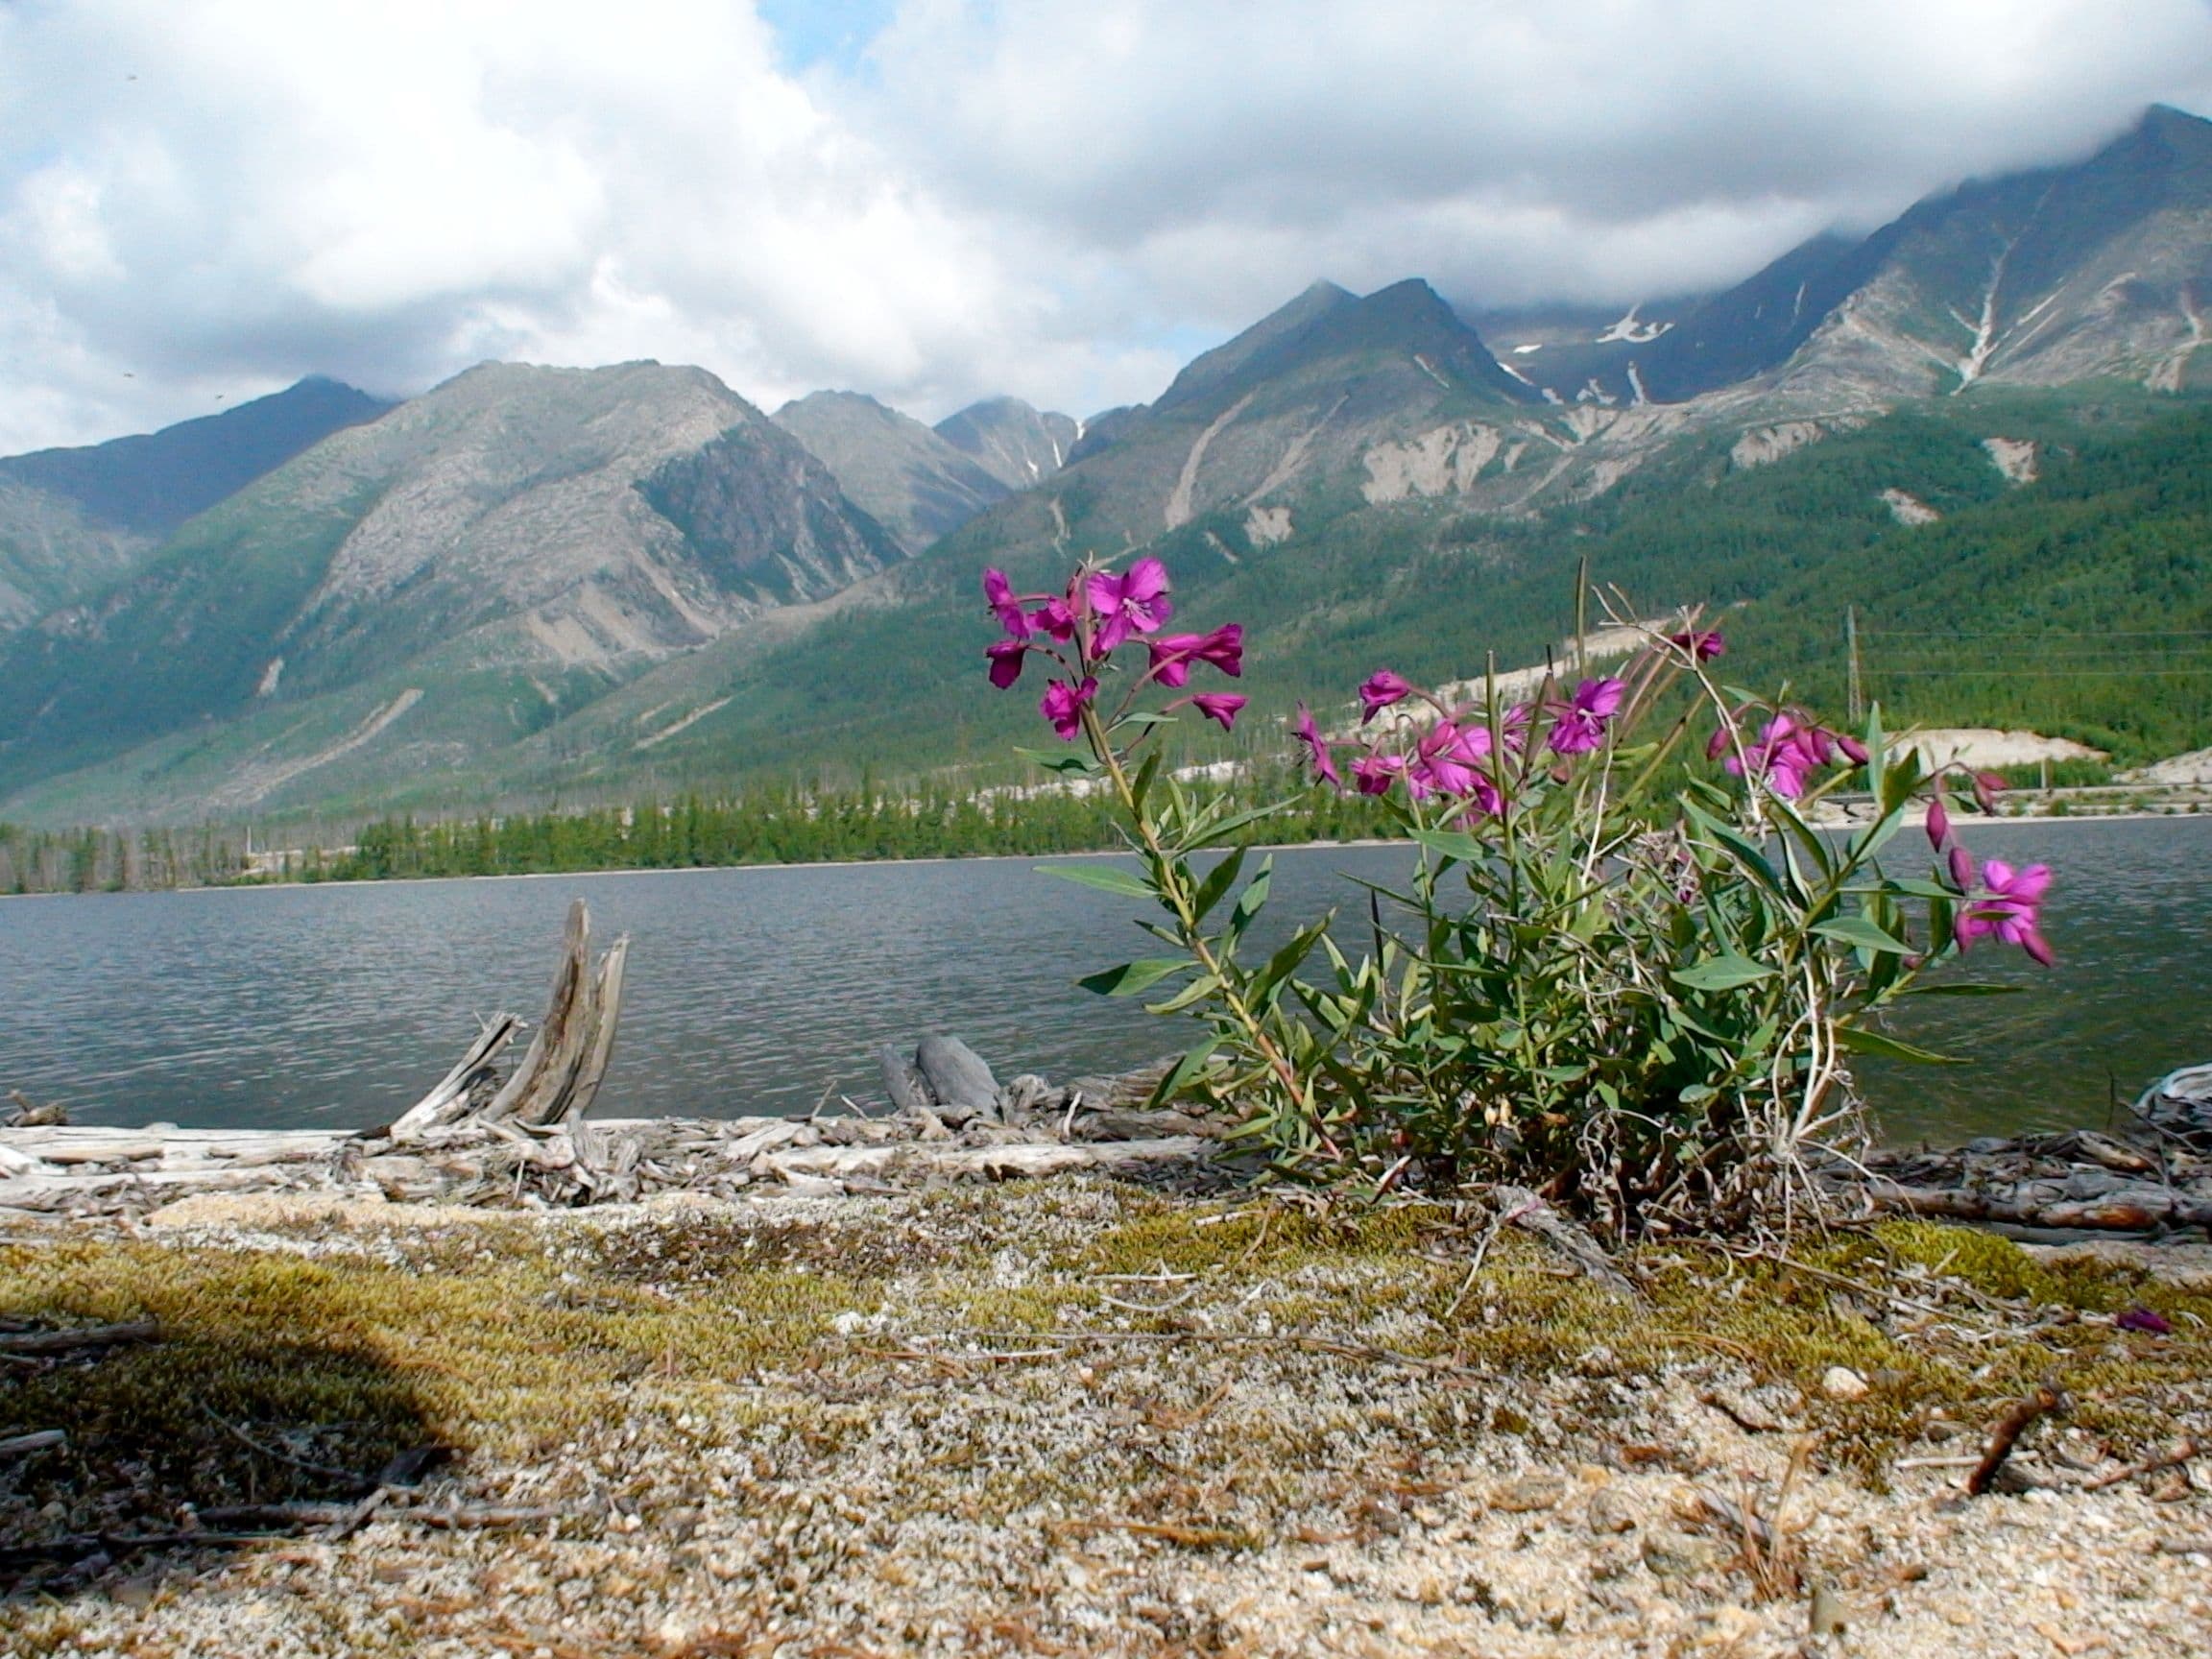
[
  {"left": 1492, "top": 1473, "right": 1568, "bottom": 1513},
  {"left": 1822, "top": 1365, "right": 1872, "bottom": 1401},
  {"left": 1586, "top": 1487, "right": 1638, "bottom": 1535},
  {"left": 1641, "top": 1529, "right": 1723, "bottom": 1578},
  {"left": 1810, "top": 1581, "right": 1848, "bottom": 1635}
]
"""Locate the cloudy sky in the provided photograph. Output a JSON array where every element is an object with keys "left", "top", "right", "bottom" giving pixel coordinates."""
[{"left": 3, "top": 0, "right": 2210, "bottom": 454}]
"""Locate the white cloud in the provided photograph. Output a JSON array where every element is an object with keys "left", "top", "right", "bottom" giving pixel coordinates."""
[{"left": 0, "top": 0, "right": 2207, "bottom": 452}]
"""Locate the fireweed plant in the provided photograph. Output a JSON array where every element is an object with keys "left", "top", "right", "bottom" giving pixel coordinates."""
[{"left": 980, "top": 561, "right": 2054, "bottom": 1240}]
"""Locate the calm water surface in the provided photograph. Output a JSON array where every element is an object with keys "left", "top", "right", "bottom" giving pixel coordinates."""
[{"left": 2, "top": 820, "right": 2206, "bottom": 1144}]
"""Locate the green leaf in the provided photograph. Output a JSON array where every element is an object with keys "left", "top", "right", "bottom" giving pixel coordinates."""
[
  {"left": 1013, "top": 747, "right": 1099, "bottom": 776},
  {"left": 1227, "top": 856, "right": 1274, "bottom": 950},
  {"left": 1181, "top": 802, "right": 1286, "bottom": 853},
  {"left": 1834, "top": 1026, "right": 1962, "bottom": 1065},
  {"left": 1810, "top": 914, "right": 1913, "bottom": 955},
  {"left": 1253, "top": 916, "right": 1331, "bottom": 1004},
  {"left": 1190, "top": 845, "right": 1247, "bottom": 924},
  {"left": 1671, "top": 955, "right": 1777, "bottom": 992},
  {"left": 1900, "top": 980, "right": 2020, "bottom": 998},
  {"left": 1037, "top": 863, "right": 1152, "bottom": 900},
  {"left": 1145, "top": 973, "right": 1224, "bottom": 1015},
  {"left": 1144, "top": 1038, "right": 1222, "bottom": 1109},
  {"left": 1129, "top": 749, "right": 1163, "bottom": 812},
  {"left": 1075, "top": 958, "right": 1189, "bottom": 998},
  {"left": 1408, "top": 828, "right": 1485, "bottom": 865}
]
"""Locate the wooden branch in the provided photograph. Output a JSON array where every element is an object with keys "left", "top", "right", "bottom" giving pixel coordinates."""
[
  {"left": 0, "top": 1319, "right": 158, "bottom": 1355},
  {"left": 390, "top": 1015, "right": 521, "bottom": 1142},
  {"left": 2084, "top": 1436, "right": 2201, "bottom": 1492},
  {"left": 1966, "top": 1380, "right": 2069, "bottom": 1495},
  {"left": 0, "top": 1430, "right": 65, "bottom": 1457}
]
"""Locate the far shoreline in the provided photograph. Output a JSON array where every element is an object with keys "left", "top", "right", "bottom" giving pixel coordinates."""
[{"left": 7, "top": 805, "right": 2210, "bottom": 902}]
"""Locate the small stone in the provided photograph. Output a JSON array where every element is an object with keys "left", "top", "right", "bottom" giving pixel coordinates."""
[
  {"left": 1586, "top": 1487, "right": 1638, "bottom": 1535},
  {"left": 1821, "top": 1365, "right": 1871, "bottom": 1401},
  {"left": 1492, "top": 1473, "right": 1568, "bottom": 1513},
  {"left": 1641, "top": 1528, "right": 1722, "bottom": 1578},
  {"left": 1809, "top": 1581, "right": 1848, "bottom": 1635}
]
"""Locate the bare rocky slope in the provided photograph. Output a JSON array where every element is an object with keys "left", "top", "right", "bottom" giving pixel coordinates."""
[{"left": 0, "top": 362, "right": 902, "bottom": 813}]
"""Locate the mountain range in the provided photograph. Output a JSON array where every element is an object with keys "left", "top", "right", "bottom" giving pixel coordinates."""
[{"left": 3, "top": 105, "right": 2209, "bottom": 826}]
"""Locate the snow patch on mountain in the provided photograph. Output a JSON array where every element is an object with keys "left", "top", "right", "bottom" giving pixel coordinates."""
[{"left": 1595, "top": 306, "right": 1672, "bottom": 345}]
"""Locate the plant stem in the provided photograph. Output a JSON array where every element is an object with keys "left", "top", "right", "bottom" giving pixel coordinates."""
[{"left": 1080, "top": 703, "right": 1313, "bottom": 1125}]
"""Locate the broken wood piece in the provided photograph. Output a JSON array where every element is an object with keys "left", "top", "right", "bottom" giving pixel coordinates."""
[
  {"left": 0, "top": 1430, "right": 65, "bottom": 1457},
  {"left": 388, "top": 1015, "right": 520, "bottom": 1142},
  {"left": 1967, "top": 1380, "right": 2070, "bottom": 1496},
  {"left": 2083, "top": 1436, "right": 2201, "bottom": 1492},
  {"left": 1490, "top": 1184, "right": 1639, "bottom": 1297}
]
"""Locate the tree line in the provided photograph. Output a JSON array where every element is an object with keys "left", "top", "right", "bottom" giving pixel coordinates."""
[{"left": 0, "top": 771, "right": 1399, "bottom": 896}]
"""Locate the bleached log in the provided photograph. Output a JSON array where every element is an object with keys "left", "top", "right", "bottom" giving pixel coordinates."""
[
  {"left": 759, "top": 1136, "right": 1209, "bottom": 1185},
  {"left": 0, "top": 1143, "right": 55, "bottom": 1179},
  {"left": 390, "top": 1015, "right": 521, "bottom": 1142},
  {"left": 477, "top": 901, "right": 629, "bottom": 1130}
]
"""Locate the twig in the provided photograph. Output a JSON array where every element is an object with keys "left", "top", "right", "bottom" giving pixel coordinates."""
[
  {"left": 0, "top": 1319, "right": 158, "bottom": 1355},
  {"left": 1966, "top": 1380, "right": 2070, "bottom": 1496},
  {"left": 200, "top": 1407, "right": 368, "bottom": 1488},
  {"left": 0, "top": 1430, "right": 66, "bottom": 1457},
  {"left": 2083, "top": 1436, "right": 2201, "bottom": 1492},
  {"left": 321, "top": 1487, "right": 390, "bottom": 1542},
  {"left": 1892, "top": 1455, "right": 1985, "bottom": 1471},
  {"left": 1446, "top": 1194, "right": 1535, "bottom": 1319},
  {"left": 0, "top": 1530, "right": 276, "bottom": 1570},
  {"left": 1044, "top": 1518, "right": 1254, "bottom": 1550}
]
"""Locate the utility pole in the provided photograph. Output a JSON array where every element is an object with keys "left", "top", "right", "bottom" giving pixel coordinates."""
[{"left": 1845, "top": 607, "right": 1864, "bottom": 725}]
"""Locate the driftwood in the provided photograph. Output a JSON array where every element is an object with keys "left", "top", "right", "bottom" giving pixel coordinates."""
[
  {"left": 0, "top": 900, "right": 1222, "bottom": 1218},
  {"left": 14, "top": 895, "right": 2208, "bottom": 1236},
  {"left": 1856, "top": 1099, "right": 2212, "bottom": 1238}
]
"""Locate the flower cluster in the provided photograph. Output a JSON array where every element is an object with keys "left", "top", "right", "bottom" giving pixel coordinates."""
[
  {"left": 1924, "top": 772, "right": 2052, "bottom": 966},
  {"left": 1708, "top": 710, "right": 1868, "bottom": 800},
  {"left": 1295, "top": 669, "right": 1623, "bottom": 821},
  {"left": 981, "top": 560, "right": 1245, "bottom": 738}
]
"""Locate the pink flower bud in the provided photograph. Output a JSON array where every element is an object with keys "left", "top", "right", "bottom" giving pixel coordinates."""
[
  {"left": 1924, "top": 793, "right": 1950, "bottom": 851},
  {"left": 1947, "top": 844, "right": 1976, "bottom": 893}
]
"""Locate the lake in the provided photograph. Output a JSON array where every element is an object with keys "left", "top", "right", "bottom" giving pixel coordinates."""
[{"left": 2, "top": 818, "right": 2206, "bottom": 1145}]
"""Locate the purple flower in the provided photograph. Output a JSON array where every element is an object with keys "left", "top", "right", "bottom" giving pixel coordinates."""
[
  {"left": 1033, "top": 594, "right": 1078, "bottom": 641},
  {"left": 1668, "top": 629, "right": 1726, "bottom": 661},
  {"left": 1924, "top": 792, "right": 1951, "bottom": 851},
  {"left": 1352, "top": 754, "right": 1405, "bottom": 796},
  {"left": 1358, "top": 671, "right": 1412, "bottom": 724},
  {"left": 1086, "top": 558, "right": 1173, "bottom": 655},
  {"left": 1147, "top": 623, "right": 1244, "bottom": 687},
  {"left": 1726, "top": 714, "right": 1817, "bottom": 798},
  {"left": 1956, "top": 856, "right": 2054, "bottom": 964},
  {"left": 1973, "top": 771, "right": 2008, "bottom": 813},
  {"left": 1039, "top": 676, "right": 1097, "bottom": 741},
  {"left": 1835, "top": 733, "right": 1869, "bottom": 764},
  {"left": 1547, "top": 677, "right": 1625, "bottom": 756},
  {"left": 1408, "top": 721, "right": 1479, "bottom": 799},
  {"left": 985, "top": 639, "right": 1029, "bottom": 689},
  {"left": 1294, "top": 704, "right": 1341, "bottom": 789},
  {"left": 2117, "top": 1306, "right": 2174, "bottom": 1334},
  {"left": 983, "top": 568, "right": 1031, "bottom": 637},
  {"left": 1190, "top": 692, "right": 1246, "bottom": 732}
]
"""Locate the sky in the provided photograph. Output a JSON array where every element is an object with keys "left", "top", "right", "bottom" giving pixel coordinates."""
[{"left": 2, "top": 0, "right": 2210, "bottom": 455}]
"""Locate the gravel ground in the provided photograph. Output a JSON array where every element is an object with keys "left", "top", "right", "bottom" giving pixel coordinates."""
[{"left": 1, "top": 1183, "right": 2207, "bottom": 1657}]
